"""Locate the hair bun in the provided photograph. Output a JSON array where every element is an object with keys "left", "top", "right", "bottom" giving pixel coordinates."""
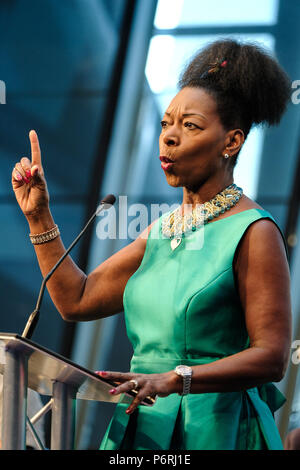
[{"left": 179, "top": 38, "right": 291, "bottom": 140}]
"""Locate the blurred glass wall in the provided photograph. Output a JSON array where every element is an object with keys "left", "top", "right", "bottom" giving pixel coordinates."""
[{"left": 0, "top": 0, "right": 139, "bottom": 448}]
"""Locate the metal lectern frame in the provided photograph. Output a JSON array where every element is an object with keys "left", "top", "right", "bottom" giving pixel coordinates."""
[{"left": 0, "top": 333, "right": 136, "bottom": 450}]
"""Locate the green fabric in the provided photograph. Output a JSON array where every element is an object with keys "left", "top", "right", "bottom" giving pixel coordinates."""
[{"left": 100, "top": 208, "right": 286, "bottom": 450}]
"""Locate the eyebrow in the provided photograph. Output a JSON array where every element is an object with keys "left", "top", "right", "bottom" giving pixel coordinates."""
[{"left": 164, "top": 112, "right": 207, "bottom": 121}]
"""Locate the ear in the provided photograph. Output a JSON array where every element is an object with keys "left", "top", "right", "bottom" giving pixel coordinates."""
[{"left": 223, "top": 129, "right": 245, "bottom": 157}]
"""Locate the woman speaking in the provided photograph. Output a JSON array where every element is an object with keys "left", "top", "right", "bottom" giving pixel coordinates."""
[{"left": 12, "top": 39, "right": 292, "bottom": 450}]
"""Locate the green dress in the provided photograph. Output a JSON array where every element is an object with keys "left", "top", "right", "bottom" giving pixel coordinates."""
[{"left": 100, "top": 208, "right": 287, "bottom": 450}]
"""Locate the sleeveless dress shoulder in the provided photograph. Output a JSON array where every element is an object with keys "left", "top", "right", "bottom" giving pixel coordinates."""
[{"left": 100, "top": 208, "right": 287, "bottom": 450}]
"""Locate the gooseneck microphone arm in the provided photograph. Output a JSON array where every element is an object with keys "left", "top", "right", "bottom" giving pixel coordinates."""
[{"left": 21, "top": 194, "right": 116, "bottom": 339}]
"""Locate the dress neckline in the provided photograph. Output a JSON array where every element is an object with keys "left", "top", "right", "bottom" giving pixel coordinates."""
[
  {"left": 161, "top": 207, "right": 268, "bottom": 230},
  {"left": 159, "top": 207, "right": 270, "bottom": 240},
  {"left": 205, "top": 207, "right": 268, "bottom": 227}
]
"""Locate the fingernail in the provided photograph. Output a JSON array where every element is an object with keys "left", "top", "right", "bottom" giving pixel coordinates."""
[
  {"left": 23, "top": 177, "right": 30, "bottom": 184},
  {"left": 126, "top": 409, "right": 132, "bottom": 414},
  {"left": 109, "top": 389, "right": 116, "bottom": 394},
  {"left": 96, "top": 371, "right": 107, "bottom": 376},
  {"left": 25, "top": 170, "right": 32, "bottom": 179},
  {"left": 16, "top": 172, "right": 22, "bottom": 181}
]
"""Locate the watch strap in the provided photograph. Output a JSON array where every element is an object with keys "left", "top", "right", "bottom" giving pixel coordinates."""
[
  {"left": 175, "top": 365, "right": 193, "bottom": 396},
  {"left": 180, "top": 374, "right": 192, "bottom": 396}
]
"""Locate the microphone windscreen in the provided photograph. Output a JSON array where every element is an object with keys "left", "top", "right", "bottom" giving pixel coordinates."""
[{"left": 101, "top": 194, "right": 116, "bottom": 206}]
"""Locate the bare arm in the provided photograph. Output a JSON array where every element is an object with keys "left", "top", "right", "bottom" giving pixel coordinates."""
[
  {"left": 26, "top": 209, "right": 152, "bottom": 321},
  {"left": 12, "top": 130, "right": 151, "bottom": 323},
  {"left": 187, "top": 218, "right": 292, "bottom": 392}
]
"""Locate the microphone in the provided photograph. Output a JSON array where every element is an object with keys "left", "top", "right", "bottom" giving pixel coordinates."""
[{"left": 21, "top": 194, "right": 116, "bottom": 339}]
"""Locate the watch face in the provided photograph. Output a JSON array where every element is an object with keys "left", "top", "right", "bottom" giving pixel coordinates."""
[{"left": 176, "top": 365, "right": 192, "bottom": 376}]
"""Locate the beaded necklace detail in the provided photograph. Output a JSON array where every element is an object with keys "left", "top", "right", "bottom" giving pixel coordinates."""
[{"left": 162, "top": 183, "right": 243, "bottom": 251}]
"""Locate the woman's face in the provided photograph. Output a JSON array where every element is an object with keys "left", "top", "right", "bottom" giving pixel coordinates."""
[{"left": 159, "top": 87, "right": 234, "bottom": 191}]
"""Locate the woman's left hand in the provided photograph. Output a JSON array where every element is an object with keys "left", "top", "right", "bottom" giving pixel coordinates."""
[{"left": 95, "top": 370, "right": 180, "bottom": 414}]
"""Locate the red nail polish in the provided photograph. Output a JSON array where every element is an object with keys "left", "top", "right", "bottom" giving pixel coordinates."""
[
  {"left": 109, "top": 389, "right": 116, "bottom": 394},
  {"left": 23, "top": 177, "right": 30, "bottom": 184},
  {"left": 25, "top": 170, "right": 31, "bottom": 179},
  {"left": 99, "top": 371, "right": 107, "bottom": 376}
]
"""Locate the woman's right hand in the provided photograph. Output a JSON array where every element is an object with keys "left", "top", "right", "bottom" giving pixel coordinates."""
[{"left": 12, "top": 130, "right": 50, "bottom": 219}]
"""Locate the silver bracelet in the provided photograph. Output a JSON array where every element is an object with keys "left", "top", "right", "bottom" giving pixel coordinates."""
[{"left": 29, "top": 224, "right": 60, "bottom": 245}]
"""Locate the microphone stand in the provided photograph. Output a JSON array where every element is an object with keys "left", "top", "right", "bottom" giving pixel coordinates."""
[{"left": 22, "top": 194, "right": 116, "bottom": 339}]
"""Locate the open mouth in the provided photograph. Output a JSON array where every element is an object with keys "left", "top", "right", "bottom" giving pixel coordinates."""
[
  {"left": 159, "top": 156, "right": 175, "bottom": 163},
  {"left": 159, "top": 156, "right": 175, "bottom": 171}
]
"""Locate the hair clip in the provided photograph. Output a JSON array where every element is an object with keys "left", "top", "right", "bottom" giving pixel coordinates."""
[{"left": 200, "top": 58, "right": 227, "bottom": 79}]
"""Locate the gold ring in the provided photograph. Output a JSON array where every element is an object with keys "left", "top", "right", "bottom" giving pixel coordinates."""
[{"left": 129, "top": 379, "right": 139, "bottom": 390}]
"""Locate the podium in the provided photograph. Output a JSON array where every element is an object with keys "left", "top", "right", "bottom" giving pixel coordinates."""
[{"left": 0, "top": 333, "right": 134, "bottom": 450}]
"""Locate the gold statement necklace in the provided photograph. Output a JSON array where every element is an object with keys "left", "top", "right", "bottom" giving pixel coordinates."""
[{"left": 161, "top": 183, "right": 243, "bottom": 251}]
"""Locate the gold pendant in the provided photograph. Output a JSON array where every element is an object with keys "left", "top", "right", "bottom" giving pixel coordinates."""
[{"left": 171, "top": 238, "right": 182, "bottom": 251}]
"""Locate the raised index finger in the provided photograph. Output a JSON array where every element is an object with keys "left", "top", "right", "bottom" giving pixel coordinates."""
[{"left": 29, "top": 129, "right": 42, "bottom": 166}]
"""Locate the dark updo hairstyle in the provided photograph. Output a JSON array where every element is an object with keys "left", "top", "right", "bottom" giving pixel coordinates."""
[{"left": 178, "top": 38, "right": 291, "bottom": 166}]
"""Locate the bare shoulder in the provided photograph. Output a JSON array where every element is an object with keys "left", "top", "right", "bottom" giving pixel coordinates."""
[
  {"left": 234, "top": 206, "right": 288, "bottom": 275},
  {"left": 232, "top": 193, "right": 285, "bottom": 254}
]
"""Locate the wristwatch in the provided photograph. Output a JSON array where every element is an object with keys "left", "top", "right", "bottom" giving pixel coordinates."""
[{"left": 174, "top": 365, "right": 193, "bottom": 396}]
